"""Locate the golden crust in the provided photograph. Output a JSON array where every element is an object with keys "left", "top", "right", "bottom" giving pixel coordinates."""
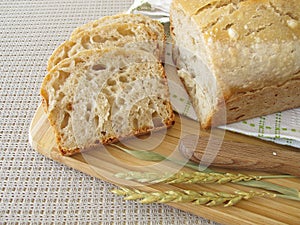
[
  {"left": 210, "top": 76, "right": 300, "bottom": 128},
  {"left": 179, "top": 69, "right": 300, "bottom": 128},
  {"left": 71, "top": 13, "right": 165, "bottom": 40},
  {"left": 59, "top": 116, "right": 175, "bottom": 156},
  {"left": 47, "top": 23, "right": 160, "bottom": 71},
  {"left": 173, "top": 0, "right": 300, "bottom": 43}
]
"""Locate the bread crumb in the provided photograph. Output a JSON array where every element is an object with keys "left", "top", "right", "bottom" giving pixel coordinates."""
[
  {"left": 287, "top": 19, "right": 298, "bottom": 29},
  {"left": 228, "top": 27, "right": 239, "bottom": 40}
]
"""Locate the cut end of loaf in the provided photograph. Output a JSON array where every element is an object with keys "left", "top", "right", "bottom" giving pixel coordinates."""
[{"left": 171, "top": 0, "right": 300, "bottom": 128}]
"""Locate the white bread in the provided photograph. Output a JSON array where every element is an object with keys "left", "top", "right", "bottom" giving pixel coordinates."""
[
  {"left": 41, "top": 48, "right": 175, "bottom": 155},
  {"left": 47, "top": 23, "right": 162, "bottom": 71},
  {"left": 71, "top": 13, "right": 165, "bottom": 41},
  {"left": 170, "top": 0, "right": 300, "bottom": 128}
]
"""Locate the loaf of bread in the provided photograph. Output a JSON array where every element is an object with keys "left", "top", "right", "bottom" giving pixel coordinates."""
[
  {"left": 47, "top": 23, "right": 163, "bottom": 71},
  {"left": 41, "top": 48, "right": 175, "bottom": 155},
  {"left": 71, "top": 13, "right": 165, "bottom": 41},
  {"left": 170, "top": 0, "right": 300, "bottom": 128}
]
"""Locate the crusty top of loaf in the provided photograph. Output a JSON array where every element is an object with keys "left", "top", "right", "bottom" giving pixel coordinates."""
[
  {"left": 172, "top": 0, "right": 300, "bottom": 96},
  {"left": 173, "top": 0, "right": 300, "bottom": 43}
]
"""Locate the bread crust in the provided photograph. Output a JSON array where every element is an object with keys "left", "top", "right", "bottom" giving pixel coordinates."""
[
  {"left": 171, "top": 0, "right": 300, "bottom": 127},
  {"left": 61, "top": 114, "right": 175, "bottom": 156},
  {"left": 71, "top": 13, "right": 165, "bottom": 40},
  {"left": 47, "top": 23, "right": 160, "bottom": 71}
]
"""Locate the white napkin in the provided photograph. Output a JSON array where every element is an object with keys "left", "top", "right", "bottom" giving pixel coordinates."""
[
  {"left": 128, "top": 0, "right": 300, "bottom": 148},
  {"left": 127, "top": 0, "right": 170, "bottom": 23}
]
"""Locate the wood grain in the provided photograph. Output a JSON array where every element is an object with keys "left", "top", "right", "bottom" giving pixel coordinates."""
[
  {"left": 179, "top": 134, "right": 300, "bottom": 176},
  {"left": 29, "top": 104, "right": 300, "bottom": 225}
]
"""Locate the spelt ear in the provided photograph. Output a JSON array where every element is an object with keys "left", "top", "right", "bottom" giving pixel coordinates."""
[{"left": 41, "top": 48, "right": 175, "bottom": 156}]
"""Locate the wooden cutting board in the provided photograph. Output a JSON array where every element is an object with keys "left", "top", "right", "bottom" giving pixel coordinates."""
[{"left": 29, "top": 104, "right": 300, "bottom": 225}]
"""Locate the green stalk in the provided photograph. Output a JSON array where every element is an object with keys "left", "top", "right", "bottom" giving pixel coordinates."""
[
  {"left": 236, "top": 180, "right": 300, "bottom": 197},
  {"left": 276, "top": 194, "right": 300, "bottom": 202},
  {"left": 110, "top": 144, "right": 214, "bottom": 173},
  {"left": 259, "top": 175, "right": 297, "bottom": 179}
]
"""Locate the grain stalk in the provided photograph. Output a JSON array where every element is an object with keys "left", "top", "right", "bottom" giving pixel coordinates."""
[
  {"left": 112, "top": 187, "right": 275, "bottom": 207},
  {"left": 115, "top": 171, "right": 263, "bottom": 184}
]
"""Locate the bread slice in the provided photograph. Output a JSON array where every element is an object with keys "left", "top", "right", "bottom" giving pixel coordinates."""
[
  {"left": 170, "top": 0, "right": 300, "bottom": 128},
  {"left": 41, "top": 48, "right": 175, "bottom": 155},
  {"left": 47, "top": 23, "right": 162, "bottom": 71},
  {"left": 71, "top": 13, "right": 165, "bottom": 41}
]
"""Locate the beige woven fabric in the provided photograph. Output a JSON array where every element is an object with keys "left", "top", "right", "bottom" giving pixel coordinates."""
[{"left": 0, "top": 0, "right": 219, "bottom": 224}]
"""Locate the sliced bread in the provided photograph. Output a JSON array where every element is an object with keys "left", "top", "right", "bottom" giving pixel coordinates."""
[
  {"left": 41, "top": 48, "right": 175, "bottom": 155},
  {"left": 47, "top": 23, "right": 162, "bottom": 71},
  {"left": 71, "top": 13, "right": 165, "bottom": 41}
]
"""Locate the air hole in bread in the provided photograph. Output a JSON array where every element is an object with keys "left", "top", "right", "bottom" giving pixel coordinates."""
[
  {"left": 223, "top": 23, "right": 234, "bottom": 31},
  {"left": 66, "top": 102, "right": 72, "bottom": 111},
  {"left": 107, "top": 78, "right": 117, "bottom": 86},
  {"left": 92, "top": 35, "right": 105, "bottom": 43},
  {"left": 152, "top": 111, "right": 159, "bottom": 117},
  {"left": 81, "top": 35, "right": 91, "bottom": 49},
  {"left": 61, "top": 112, "right": 70, "bottom": 129},
  {"left": 117, "top": 27, "right": 135, "bottom": 36},
  {"left": 107, "top": 96, "right": 115, "bottom": 106},
  {"left": 52, "top": 81, "right": 60, "bottom": 92},
  {"left": 119, "top": 75, "right": 128, "bottom": 83},
  {"left": 57, "top": 92, "right": 65, "bottom": 101},
  {"left": 94, "top": 115, "right": 99, "bottom": 128},
  {"left": 101, "top": 88, "right": 111, "bottom": 96},
  {"left": 132, "top": 118, "right": 138, "bottom": 130},
  {"left": 92, "top": 64, "right": 106, "bottom": 71},
  {"left": 52, "top": 71, "right": 70, "bottom": 91},
  {"left": 74, "top": 58, "right": 85, "bottom": 66},
  {"left": 59, "top": 70, "right": 70, "bottom": 82},
  {"left": 119, "top": 66, "right": 128, "bottom": 72},
  {"left": 117, "top": 98, "right": 125, "bottom": 105},
  {"left": 86, "top": 103, "right": 92, "bottom": 112},
  {"left": 125, "top": 84, "right": 132, "bottom": 92}
]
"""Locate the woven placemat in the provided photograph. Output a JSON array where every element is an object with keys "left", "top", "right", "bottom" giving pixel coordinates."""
[{"left": 0, "top": 0, "right": 219, "bottom": 224}]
